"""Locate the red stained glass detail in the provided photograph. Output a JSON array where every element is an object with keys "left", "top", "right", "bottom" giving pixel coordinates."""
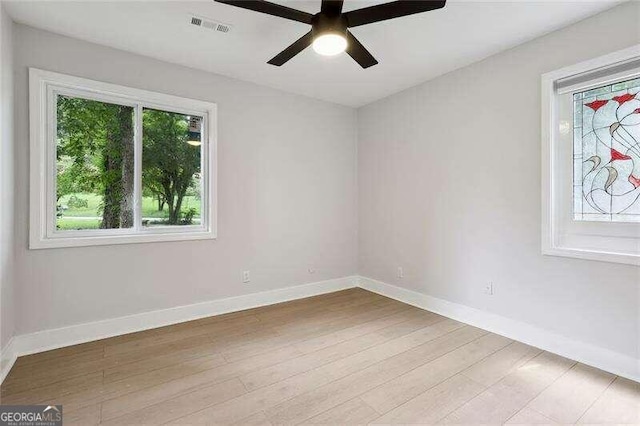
[
  {"left": 585, "top": 99, "right": 608, "bottom": 111},
  {"left": 634, "top": 108, "right": 640, "bottom": 114},
  {"left": 612, "top": 93, "right": 636, "bottom": 104},
  {"left": 610, "top": 148, "right": 632, "bottom": 162},
  {"left": 629, "top": 174, "right": 640, "bottom": 189}
]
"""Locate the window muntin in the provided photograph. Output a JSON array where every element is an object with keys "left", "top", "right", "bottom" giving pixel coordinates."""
[
  {"left": 30, "top": 68, "right": 216, "bottom": 249},
  {"left": 572, "top": 78, "right": 640, "bottom": 223}
]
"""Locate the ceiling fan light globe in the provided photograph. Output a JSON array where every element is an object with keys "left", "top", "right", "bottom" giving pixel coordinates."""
[{"left": 312, "top": 34, "right": 347, "bottom": 56}]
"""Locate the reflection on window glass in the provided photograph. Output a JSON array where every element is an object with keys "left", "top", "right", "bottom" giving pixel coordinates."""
[
  {"left": 142, "top": 108, "right": 202, "bottom": 227},
  {"left": 56, "top": 95, "right": 134, "bottom": 231},
  {"left": 573, "top": 78, "right": 640, "bottom": 222}
]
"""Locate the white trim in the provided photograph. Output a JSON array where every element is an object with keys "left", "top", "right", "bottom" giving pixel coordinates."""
[
  {"left": 0, "top": 276, "right": 357, "bottom": 384},
  {"left": 0, "top": 337, "right": 17, "bottom": 385},
  {"left": 29, "top": 68, "right": 218, "bottom": 249},
  {"left": 358, "top": 276, "right": 639, "bottom": 383},
  {"left": 541, "top": 45, "right": 640, "bottom": 266}
]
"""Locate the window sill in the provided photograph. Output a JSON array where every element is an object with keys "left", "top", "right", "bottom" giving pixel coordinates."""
[
  {"left": 542, "top": 245, "right": 639, "bottom": 266},
  {"left": 30, "top": 229, "right": 216, "bottom": 250}
]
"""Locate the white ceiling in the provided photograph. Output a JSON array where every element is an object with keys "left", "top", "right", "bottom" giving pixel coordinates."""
[{"left": 5, "top": 0, "right": 623, "bottom": 107}]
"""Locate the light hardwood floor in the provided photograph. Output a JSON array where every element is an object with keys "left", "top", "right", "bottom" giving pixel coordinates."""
[{"left": 1, "top": 288, "right": 638, "bottom": 425}]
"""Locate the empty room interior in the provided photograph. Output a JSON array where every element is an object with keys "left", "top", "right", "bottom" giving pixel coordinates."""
[{"left": 0, "top": 0, "right": 639, "bottom": 424}]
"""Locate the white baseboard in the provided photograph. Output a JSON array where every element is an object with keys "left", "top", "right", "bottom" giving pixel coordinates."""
[
  {"left": 0, "top": 337, "right": 17, "bottom": 384},
  {"left": 0, "top": 275, "right": 357, "bottom": 384},
  {"left": 358, "top": 276, "right": 639, "bottom": 383},
  {"left": 3, "top": 274, "right": 637, "bottom": 386}
]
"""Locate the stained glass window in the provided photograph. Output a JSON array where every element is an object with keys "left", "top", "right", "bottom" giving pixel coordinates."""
[{"left": 573, "top": 78, "right": 640, "bottom": 222}]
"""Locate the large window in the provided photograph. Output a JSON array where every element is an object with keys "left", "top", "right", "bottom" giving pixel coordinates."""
[
  {"left": 30, "top": 69, "right": 216, "bottom": 249},
  {"left": 542, "top": 46, "right": 639, "bottom": 265}
]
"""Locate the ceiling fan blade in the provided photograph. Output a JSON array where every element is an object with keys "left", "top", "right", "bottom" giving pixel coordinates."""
[
  {"left": 345, "top": 31, "right": 378, "bottom": 69},
  {"left": 267, "top": 31, "right": 314, "bottom": 66},
  {"left": 344, "top": 0, "right": 446, "bottom": 28},
  {"left": 214, "top": 0, "right": 313, "bottom": 24},
  {"left": 321, "top": 0, "right": 344, "bottom": 17}
]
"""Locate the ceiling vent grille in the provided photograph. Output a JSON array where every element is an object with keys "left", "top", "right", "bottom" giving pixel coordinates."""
[
  {"left": 189, "top": 15, "right": 232, "bottom": 34},
  {"left": 216, "top": 23, "right": 231, "bottom": 33}
]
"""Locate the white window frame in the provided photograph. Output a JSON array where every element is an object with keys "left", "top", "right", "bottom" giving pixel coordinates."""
[
  {"left": 29, "top": 68, "right": 217, "bottom": 249},
  {"left": 541, "top": 45, "right": 640, "bottom": 266}
]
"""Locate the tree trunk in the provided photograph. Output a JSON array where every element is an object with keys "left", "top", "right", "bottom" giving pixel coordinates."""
[
  {"left": 166, "top": 187, "right": 177, "bottom": 225},
  {"left": 173, "top": 193, "right": 184, "bottom": 224},
  {"left": 101, "top": 153, "right": 120, "bottom": 229},
  {"left": 157, "top": 195, "right": 165, "bottom": 212},
  {"left": 118, "top": 107, "right": 135, "bottom": 228}
]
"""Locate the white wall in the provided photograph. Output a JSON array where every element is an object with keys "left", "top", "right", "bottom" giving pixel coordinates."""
[
  {"left": 13, "top": 24, "right": 358, "bottom": 335},
  {"left": 358, "top": 2, "right": 639, "bottom": 363},
  {"left": 0, "top": 3, "right": 15, "bottom": 352}
]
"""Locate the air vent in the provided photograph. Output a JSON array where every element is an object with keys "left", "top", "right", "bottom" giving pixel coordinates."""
[
  {"left": 189, "top": 15, "right": 232, "bottom": 34},
  {"left": 216, "top": 23, "right": 231, "bottom": 33}
]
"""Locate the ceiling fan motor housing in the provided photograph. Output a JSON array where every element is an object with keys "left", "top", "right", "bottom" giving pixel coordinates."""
[{"left": 312, "top": 13, "right": 348, "bottom": 40}]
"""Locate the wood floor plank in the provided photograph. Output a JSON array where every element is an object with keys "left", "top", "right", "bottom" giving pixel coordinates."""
[
  {"left": 462, "top": 341, "right": 542, "bottom": 387},
  {"left": 307, "top": 397, "right": 380, "bottom": 424},
  {"left": 369, "top": 374, "right": 486, "bottom": 424},
  {"left": 54, "top": 351, "right": 272, "bottom": 418},
  {"left": 62, "top": 403, "right": 102, "bottom": 426},
  {"left": 440, "top": 351, "right": 577, "bottom": 424},
  {"left": 0, "top": 289, "right": 635, "bottom": 426},
  {"left": 0, "top": 371, "right": 104, "bottom": 405},
  {"left": 99, "top": 346, "right": 302, "bottom": 421},
  {"left": 219, "top": 301, "right": 406, "bottom": 362},
  {"left": 292, "top": 306, "right": 422, "bottom": 354},
  {"left": 103, "top": 349, "right": 228, "bottom": 384},
  {"left": 525, "top": 362, "right": 615, "bottom": 423},
  {"left": 169, "top": 320, "right": 470, "bottom": 424},
  {"left": 506, "top": 407, "right": 559, "bottom": 424},
  {"left": 232, "top": 411, "right": 274, "bottom": 425},
  {"left": 263, "top": 327, "right": 492, "bottom": 424},
  {"left": 100, "top": 378, "right": 247, "bottom": 425},
  {"left": 577, "top": 376, "right": 640, "bottom": 424},
  {"left": 359, "top": 333, "right": 512, "bottom": 415},
  {"left": 240, "top": 312, "right": 446, "bottom": 391}
]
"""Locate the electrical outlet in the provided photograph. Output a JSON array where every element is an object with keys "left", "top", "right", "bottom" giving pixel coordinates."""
[
  {"left": 484, "top": 282, "right": 494, "bottom": 295},
  {"left": 397, "top": 266, "right": 404, "bottom": 279},
  {"left": 242, "top": 270, "right": 250, "bottom": 283}
]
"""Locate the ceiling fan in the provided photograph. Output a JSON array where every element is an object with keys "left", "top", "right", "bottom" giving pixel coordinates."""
[{"left": 214, "top": 0, "right": 447, "bottom": 68}]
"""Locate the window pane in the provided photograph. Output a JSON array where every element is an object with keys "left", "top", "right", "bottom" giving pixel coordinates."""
[
  {"left": 573, "top": 79, "right": 640, "bottom": 222},
  {"left": 56, "top": 95, "right": 135, "bottom": 230},
  {"left": 142, "top": 108, "right": 202, "bottom": 227}
]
